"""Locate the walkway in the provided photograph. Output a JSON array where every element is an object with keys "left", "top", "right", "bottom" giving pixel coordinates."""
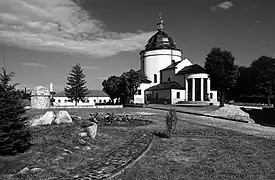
[{"left": 64, "top": 130, "right": 154, "bottom": 180}]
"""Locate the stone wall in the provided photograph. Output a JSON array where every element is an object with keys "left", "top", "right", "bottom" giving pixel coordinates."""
[{"left": 31, "top": 86, "right": 50, "bottom": 109}]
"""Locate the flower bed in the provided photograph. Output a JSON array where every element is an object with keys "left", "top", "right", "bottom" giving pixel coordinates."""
[{"left": 87, "top": 112, "right": 153, "bottom": 127}]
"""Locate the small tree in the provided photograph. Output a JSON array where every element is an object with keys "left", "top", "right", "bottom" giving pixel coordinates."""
[
  {"left": 205, "top": 47, "right": 238, "bottom": 107},
  {"left": 165, "top": 108, "right": 178, "bottom": 138},
  {"left": 64, "top": 63, "right": 89, "bottom": 106},
  {"left": 0, "top": 68, "right": 31, "bottom": 155}
]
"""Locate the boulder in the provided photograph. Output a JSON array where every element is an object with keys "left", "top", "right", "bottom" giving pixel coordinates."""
[
  {"left": 53, "top": 111, "right": 73, "bottom": 124},
  {"left": 87, "top": 123, "right": 98, "bottom": 139},
  {"left": 30, "top": 111, "right": 55, "bottom": 126}
]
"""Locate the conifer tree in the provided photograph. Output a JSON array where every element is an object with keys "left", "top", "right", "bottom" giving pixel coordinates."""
[
  {"left": 0, "top": 67, "right": 31, "bottom": 155},
  {"left": 64, "top": 63, "right": 89, "bottom": 106}
]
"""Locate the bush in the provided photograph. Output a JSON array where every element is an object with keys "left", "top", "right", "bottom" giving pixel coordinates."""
[
  {"left": 0, "top": 68, "right": 31, "bottom": 155},
  {"left": 165, "top": 108, "right": 178, "bottom": 138}
]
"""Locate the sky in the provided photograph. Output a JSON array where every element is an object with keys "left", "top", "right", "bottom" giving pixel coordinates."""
[{"left": 0, "top": 0, "right": 275, "bottom": 92}]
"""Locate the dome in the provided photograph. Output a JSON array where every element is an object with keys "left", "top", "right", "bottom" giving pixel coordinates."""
[
  {"left": 145, "top": 16, "right": 177, "bottom": 51},
  {"left": 145, "top": 30, "right": 177, "bottom": 50}
]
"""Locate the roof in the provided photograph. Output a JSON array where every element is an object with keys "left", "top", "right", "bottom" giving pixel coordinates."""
[
  {"left": 145, "top": 30, "right": 177, "bottom": 51},
  {"left": 145, "top": 81, "right": 184, "bottom": 91},
  {"left": 160, "top": 61, "right": 181, "bottom": 71},
  {"left": 176, "top": 64, "right": 206, "bottom": 75},
  {"left": 54, "top": 90, "right": 109, "bottom": 97}
]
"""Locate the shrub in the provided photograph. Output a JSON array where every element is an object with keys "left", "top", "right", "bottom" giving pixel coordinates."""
[
  {"left": 0, "top": 68, "right": 31, "bottom": 155},
  {"left": 165, "top": 108, "right": 178, "bottom": 138}
]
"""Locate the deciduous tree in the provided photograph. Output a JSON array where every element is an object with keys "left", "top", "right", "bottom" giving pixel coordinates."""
[{"left": 205, "top": 47, "right": 238, "bottom": 107}]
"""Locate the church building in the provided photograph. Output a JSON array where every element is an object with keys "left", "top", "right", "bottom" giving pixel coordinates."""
[{"left": 134, "top": 17, "right": 218, "bottom": 104}]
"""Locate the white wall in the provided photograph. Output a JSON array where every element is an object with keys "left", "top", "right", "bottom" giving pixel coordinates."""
[
  {"left": 134, "top": 83, "right": 153, "bottom": 104},
  {"left": 171, "top": 89, "right": 186, "bottom": 104},
  {"left": 54, "top": 96, "right": 111, "bottom": 106},
  {"left": 142, "top": 49, "right": 182, "bottom": 84}
]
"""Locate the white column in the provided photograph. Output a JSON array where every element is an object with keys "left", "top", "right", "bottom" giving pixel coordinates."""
[
  {"left": 207, "top": 78, "right": 211, "bottom": 99},
  {"left": 200, "top": 78, "right": 204, "bottom": 101},
  {"left": 185, "top": 78, "right": 188, "bottom": 101},
  {"left": 192, "top": 78, "right": 195, "bottom": 101}
]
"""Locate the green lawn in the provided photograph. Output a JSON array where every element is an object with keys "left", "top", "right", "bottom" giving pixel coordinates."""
[{"left": 1, "top": 107, "right": 275, "bottom": 180}]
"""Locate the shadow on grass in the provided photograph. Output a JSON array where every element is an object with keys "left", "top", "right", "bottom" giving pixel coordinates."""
[{"left": 242, "top": 108, "right": 275, "bottom": 127}]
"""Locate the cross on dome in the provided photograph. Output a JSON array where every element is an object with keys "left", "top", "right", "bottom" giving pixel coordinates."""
[{"left": 157, "top": 12, "right": 164, "bottom": 31}]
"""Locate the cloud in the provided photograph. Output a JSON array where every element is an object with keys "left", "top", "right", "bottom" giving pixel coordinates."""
[
  {"left": 212, "top": 1, "right": 234, "bottom": 11},
  {"left": 0, "top": 0, "right": 154, "bottom": 58},
  {"left": 21, "top": 62, "right": 49, "bottom": 67}
]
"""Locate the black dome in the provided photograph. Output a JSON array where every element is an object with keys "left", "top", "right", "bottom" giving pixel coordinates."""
[{"left": 145, "top": 30, "right": 177, "bottom": 50}]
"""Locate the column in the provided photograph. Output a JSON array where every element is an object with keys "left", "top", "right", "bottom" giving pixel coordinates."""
[
  {"left": 200, "top": 78, "right": 204, "bottom": 101},
  {"left": 185, "top": 78, "right": 188, "bottom": 101},
  {"left": 207, "top": 78, "right": 211, "bottom": 94},
  {"left": 192, "top": 78, "right": 195, "bottom": 101}
]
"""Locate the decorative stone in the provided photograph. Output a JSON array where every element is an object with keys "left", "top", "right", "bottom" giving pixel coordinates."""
[
  {"left": 30, "top": 168, "right": 43, "bottom": 174},
  {"left": 30, "top": 111, "right": 55, "bottom": 126},
  {"left": 87, "top": 123, "right": 98, "bottom": 139},
  {"left": 53, "top": 111, "right": 73, "bottom": 124},
  {"left": 30, "top": 86, "right": 50, "bottom": 109},
  {"left": 79, "top": 132, "right": 88, "bottom": 137},
  {"left": 18, "top": 167, "right": 30, "bottom": 175}
]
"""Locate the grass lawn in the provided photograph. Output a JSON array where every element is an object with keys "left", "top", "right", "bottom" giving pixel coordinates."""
[
  {"left": 1, "top": 107, "right": 275, "bottom": 179},
  {"left": 115, "top": 120, "right": 275, "bottom": 180}
]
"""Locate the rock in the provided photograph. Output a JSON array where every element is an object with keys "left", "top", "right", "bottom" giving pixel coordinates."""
[
  {"left": 83, "top": 146, "right": 91, "bottom": 151},
  {"left": 30, "top": 168, "right": 43, "bottom": 174},
  {"left": 53, "top": 111, "right": 73, "bottom": 124},
  {"left": 79, "top": 139, "right": 86, "bottom": 145},
  {"left": 30, "top": 111, "right": 55, "bottom": 126},
  {"left": 87, "top": 123, "right": 98, "bottom": 139},
  {"left": 79, "top": 132, "right": 87, "bottom": 137},
  {"left": 18, "top": 167, "right": 30, "bottom": 175}
]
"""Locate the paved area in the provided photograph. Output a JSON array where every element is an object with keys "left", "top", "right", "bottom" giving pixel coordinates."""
[{"left": 62, "top": 130, "right": 153, "bottom": 180}]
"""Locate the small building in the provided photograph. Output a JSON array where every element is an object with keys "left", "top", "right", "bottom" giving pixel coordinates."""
[
  {"left": 134, "top": 16, "right": 218, "bottom": 104},
  {"left": 53, "top": 90, "right": 110, "bottom": 106}
]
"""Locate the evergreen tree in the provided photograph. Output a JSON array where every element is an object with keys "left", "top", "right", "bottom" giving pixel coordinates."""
[
  {"left": 0, "top": 68, "right": 31, "bottom": 155},
  {"left": 64, "top": 63, "right": 89, "bottom": 106}
]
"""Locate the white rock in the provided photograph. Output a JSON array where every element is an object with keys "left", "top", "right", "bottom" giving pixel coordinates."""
[
  {"left": 30, "top": 168, "right": 43, "bottom": 174},
  {"left": 53, "top": 111, "right": 73, "bottom": 124},
  {"left": 30, "top": 111, "right": 55, "bottom": 126},
  {"left": 79, "top": 132, "right": 87, "bottom": 137},
  {"left": 18, "top": 167, "right": 30, "bottom": 175},
  {"left": 87, "top": 123, "right": 98, "bottom": 139}
]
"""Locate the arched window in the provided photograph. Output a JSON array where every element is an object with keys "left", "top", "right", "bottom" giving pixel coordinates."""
[
  {"left": 168, "top": 77, "right": 171, "bottom": 81},
  {"left": 176, "top": 92, "right": 180, "bottom": 99},
  {"left": 154, "top": 74, "right": 157, "bottom": 83}
]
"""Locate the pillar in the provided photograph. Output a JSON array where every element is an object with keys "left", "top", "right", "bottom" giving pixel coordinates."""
[
  {"left": 200, "top": 78, "right": 204, "bottom": 101},
  {"left": 185, "top": 78, "right": 188, "bottom": 101},
  {"left": 192, "top": 78, "right": 195, "bottom": 101},
  {"left": 207, "top": 78, "right": 211, "bottom": 99}
]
